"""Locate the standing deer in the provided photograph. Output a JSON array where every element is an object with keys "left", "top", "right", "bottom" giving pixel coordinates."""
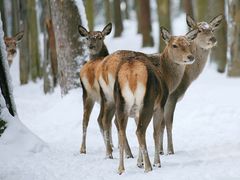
[
  {"left": 113, "top": 27, "right": 198, "bottom": 174},
  {"left": 78, "top": 23, "right": 112, "bottom": 154},
  {"left": 161, "top": 14, "right": 223, "bottom": 155},
  {"left": 4, "top": 31, "right": 24, "bottom": 66}
]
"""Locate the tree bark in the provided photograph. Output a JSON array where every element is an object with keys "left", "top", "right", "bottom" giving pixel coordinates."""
[
  {"left": 123, "top": 0, "right": 130, "bottom": 19},
  {"left": 113, "top": 0, "right": 123, "bottom": 37},
  {"left": 19, "top": 0, "right": 30, "bottom": 85},
  {"left": 0, "top": 16, "right": 17, "bottom": 135},
  {"left": 139, "top": 0, "right": 154, "bottom": 47},
  {"left": 182, "top": 0, "right": 193, "bottom": 17},
  {"left": 227, "top": 0, "right": 240, "bottom": 77},
  {"left": 27, "top": 0, "right": 41, "bottom": 82},
  {"left": 11, "top": 0, "right": 20, "bottom": 35},
  {"left": 0, "top": 0, "right": 8, "bottom": 35},
  {"left": 156, "top": 0, "right": 170, "bottom": 51},
  {"left": 208, "top": 0, "right": 227, "bottom": 73},
  {"left": 85, "top": 0, "right": 94, "bottom": 31},
  {"left": 50, "top": 0, "right": 87, "bottom": 95},
  {"left": 104, "top": 0, "right": 111, "bottom": 24},
  {"left": 134, "top": 0, "right": 142, "bottom": 34}
]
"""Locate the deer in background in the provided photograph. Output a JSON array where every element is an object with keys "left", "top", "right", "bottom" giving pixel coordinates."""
[
  {"left": 4, "top": 31, "right": 24, "bottom": 66},
  {"left": 78, "top": 23, "right": 112, "bottom": 154},
  {"left": 113, "top": 27, "right": 198, "bottom": 174},
  {"left": 161, "top": 14, "right": 223, "bottom": 155}
]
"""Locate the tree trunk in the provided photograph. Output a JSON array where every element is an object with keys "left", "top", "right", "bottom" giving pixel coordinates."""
[
  {"left": 156, "top": 0, "right": 170, "bottom": 51},
  {"left": 134, "top": 0, "right": 141, "bottom": 34},
  {"left": 11, "top": 0, "right": 20, "bottom": 35},
  {"left": 182, "top": 0, "right": 193, "bottom": 17},
  {"left": 0, "top": 16, "right": 17, "bottom": 135},
  {"left": 27, "top": 0, "right": 41, "bottom": 82},
  {"left": 123, "top": 0, "right": 130, "bottom": 19},
  {"left": 195, "top": 0, "right": 209, "bottom": 21},
  {"left": 104, "top": 0, "right": 111, "bottom": 24},
  {"left": 19, "top": 0, "right": 30, "bottom": 85},
  {"left": 139, "top": 0, "right": 154, "bottom": 47},
  {"left": 50, "top": 0, "right": 87, "bottom": 95},
  {"left": 42, "top": 0, "right": 58, "bottom": 94},
  {"left": 84, "top": 0, "right": 94, "bottom": 31},
  {"left": 113, "top": 0, "right": 123, "bottom": 37},
  {"left": 0, "top": 0, "right": 8, "bottom": 35},
  {"left": 208, "top": 0, "right": 227, "bottom": 73},
  {"left": 227, "top": 0, "right": 240, "bottom": 77}
]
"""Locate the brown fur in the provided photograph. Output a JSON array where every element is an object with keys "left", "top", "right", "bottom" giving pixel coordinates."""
[
  {"left": 162, "top": 14, "right": 223, "bottom": 155},
  {"left": 79, "top": 24, "right": 112, "bottom": 154},
  {"left": 4, "top": 31, "right": 24, "bottom": 66},
  {"left": 114, "top": 29, "right": 198, "bottom": 173}
]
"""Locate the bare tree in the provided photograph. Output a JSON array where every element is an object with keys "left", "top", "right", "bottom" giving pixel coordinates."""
[
  {"left": 209, "top": 0, "right": 227, "bottom": 73},
  {"left": 139, "top": 0, "right": 154, "bottom": 47},
  {"left": 0, "top": 17, "right": 17, "bottom": 136},
  {"left": 228, "top": 0, "right": 240, "bottom": 76},
  {"left": 113, "top": 0, "right": 123, "bottom": 37},
  {"left": 49, "top": 0, "right": 87, "bottom": 95},
  {"left": 84, "top": 0, "right": 94, "bottom": 31},
  {"left": 104, "top": 0, "right": 111, "bottom": 24},
  {"left": 156, "top": 0, "right": 170, "bottom": 51},
  {"left": 19, "top": 0, "right": 30, "bottom": 84}
]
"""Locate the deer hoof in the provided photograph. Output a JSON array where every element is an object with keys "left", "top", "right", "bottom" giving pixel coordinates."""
[
  {"left": 144, "top": 166, "right": 153, "bottom": 173},
  {"left": 137, "top": 162, "right": 144, "bottom": 168},
  {"left": 80, "top": 147, "right": 86, "bottom": 154},
  {"left": 153, "top": 163, "right": 161, "bottom": 168}
]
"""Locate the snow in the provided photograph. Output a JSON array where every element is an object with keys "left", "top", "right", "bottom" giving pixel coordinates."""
[{"left": 1, "top": 14, "right": 240, "bottom": 180}]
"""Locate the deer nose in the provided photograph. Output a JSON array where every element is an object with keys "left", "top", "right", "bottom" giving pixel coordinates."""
[
  {"left": 187, "top": 55, "right": 194, "bottom": 61},
  {"left": 89, "top": 45, "right": 95, "bottom": 49},
  {"left": 209, "top": 37, "right": 216, "bottom": 43}
]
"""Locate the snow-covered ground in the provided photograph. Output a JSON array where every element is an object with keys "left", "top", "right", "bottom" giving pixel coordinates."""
[{"left": 1, "top": 19, "right": 240, "bottom": 180}]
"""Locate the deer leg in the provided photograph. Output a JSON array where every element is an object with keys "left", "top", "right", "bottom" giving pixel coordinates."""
[
  {"left": 153, "top": 107, "right": 165, "bottom": 155},
  {"left": 117, "top": 113, "right": 128, "bottom": 175},
  {"left": 114, "top": 116, "right": 133, "bottom": 158},
  {"left": 80, "top": 96, "right": 94, "bottom": 154},
  {"left": 159, "top": 117, "right": 165, "bottom": 155},
  {"left": 164, "top": 96, "right": 177, "bottom": 155},
  {"left": 102, "top": 103, "right": 115, "bottom": 158},
  {"left": 153, "top": 107, "right": 164, "bottom": 167},
  {"left": 136, "top": 108, "right": 154, "bottom": 172}
]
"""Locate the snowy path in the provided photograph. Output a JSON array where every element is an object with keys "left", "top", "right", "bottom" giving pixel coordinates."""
[{"left": 1, "top": 66, "right": 240, "bottom": 180}]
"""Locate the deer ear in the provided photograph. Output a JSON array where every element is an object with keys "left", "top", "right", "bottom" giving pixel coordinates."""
[
  {"left": 14, "top": 31, "right": 24, "bottom": 42},
  {"left": 186, "top": 14, "right": 197, "bottom": 29},
  {"left": 102, "top": 23, "right": 112, "bottom": 36},
  {"left": 78, "top": 25, "right": 89, "bottom": 37},
  {"left": 209, "top": 14, "right": 223, "bottom": 31},
  {"left": 186, "top": 29, "right": 198, "bottom": 41},
  {"left": 160, "top": 26, "right": 171, "bottom": 43}
]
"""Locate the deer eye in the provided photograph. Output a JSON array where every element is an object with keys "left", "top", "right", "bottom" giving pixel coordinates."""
[
  {"left": 86, "top": 37, "right": 89, "bottom": 40},
  {"left": 172, "top": 44, "right": 178, "bottom": 48},
  {"left": 198, "top": 29, "right": 202, "bottom": 33}
]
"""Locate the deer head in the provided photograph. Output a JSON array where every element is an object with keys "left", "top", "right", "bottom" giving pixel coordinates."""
[
  {"left": 78, "top": 23, "right": 112, "bottom": 55},
  {"left": 161, "top": 27, "right": 198, "bottom": 65},
  {"left": 186, "top": 14, "right": 223, "bottom": 49},
  {"left": 4, "top": 31, "right": 24, "bottom": 66}
]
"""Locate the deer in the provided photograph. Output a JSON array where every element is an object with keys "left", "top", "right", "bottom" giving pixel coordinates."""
[
  {"left": 78, "top": 23, "right": 112, "bottom": 154},
  {"left": 112, "top": 27, "right": 198, "bottom": 174},
  {"left": 4, "top": 31, "right": 24, "bottom": 66},
  {"left": 160, "top": 14, "right": 224, "bottom": 155}
]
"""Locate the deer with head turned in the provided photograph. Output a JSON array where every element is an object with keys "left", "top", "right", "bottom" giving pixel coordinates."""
[
  {"left": 4, "top": 31, "right": 24, "bottom": 66},
  {"left": 78, "top": 23, "right": 112, "bottom": 154},
  {"left": 112, "top": 27, "right": 198, "bottom": 174},
  {"left": 160, "top": 14, "right": 223, "bottom": 155}
]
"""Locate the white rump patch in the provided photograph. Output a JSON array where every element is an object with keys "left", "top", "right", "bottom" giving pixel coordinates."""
[
  {"left": 122, "top": 82, "right": 146, "bottom": 117},
  {"left": 98, "top": 73, "right": 115, "bottom": 102},
  {"left": 81, "top": 76, "right": 100, "bottom": 102}
]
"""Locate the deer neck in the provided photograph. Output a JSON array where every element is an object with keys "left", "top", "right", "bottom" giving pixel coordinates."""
[
  {"left": 90, "top": 43, "right": 109, "bottom": 60},
  {"left": 185, "top": 40, "right": 211, "bottom": 83},
  {"left": 160, "top": 52, "right": 186, "bottom": 93}
]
